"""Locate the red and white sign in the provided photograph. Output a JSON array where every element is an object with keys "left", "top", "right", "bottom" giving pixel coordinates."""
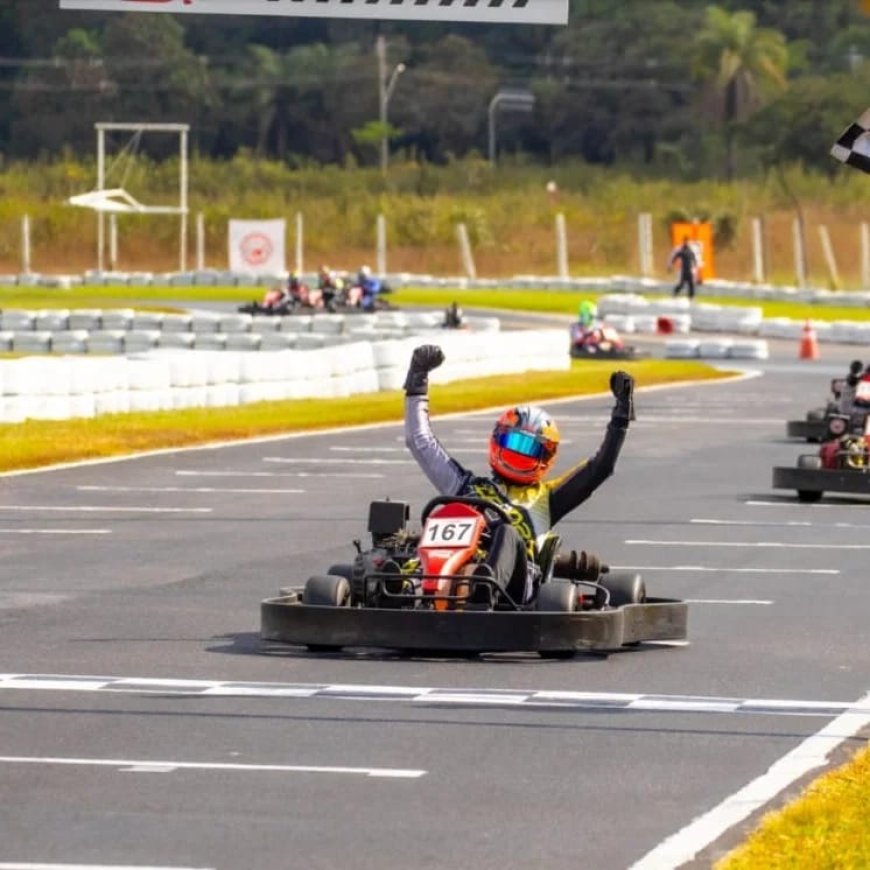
[
  {"left": 228, "top": 219, "right": 285, "bottom": 275},
  {"left": 59, "top": 0, "right": 568, "bottom": 25}
]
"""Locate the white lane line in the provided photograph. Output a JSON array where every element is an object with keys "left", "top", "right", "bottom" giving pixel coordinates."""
[
  {"left": 543, "top": 416, "right": 785, "bottom": 425},
  {"left": 627, "top": 539, "right": 870, "bottom": 550},
  {"left": 629, "top": 688, "right": 870, "bottom": 869},
  {"left": 692, "top": 518, "right": 812, "bottom": 527},
  {"left": 77, "top": 486, "right": 304, "bottom": 495},
  {"left": 684, "top": 599, "right": 773, "bottom": 605},
  {"left": 329, "top": 445, "right": 483, "bottom": 454},
  {"left": 264, "top": 457, "right": 414, "bottom": 466},
  {"left": 0, "top": 505, "right": 212, "bottom": 514},
  {"left": 0, "top": 529, "right": 111, "bottom": 536},
  {"left": 0, "top": 755, "right": 425, "bottom": 779},
  {"left": 0, "top": 864, "right": 213, "bottom": 869},
  {"left": 694, "top": 518, "right": 870, "bottom": 530},
  {"left": 1, "top": 674, "right": 868, "bottom": 718},
  {"left": 612, "top": 565, "right": 839, "bottom": 575},
  {"left": 175, "top": 470, "right": 384, "bottom": 479},
  {"left": 746, "top": 500, "right": 839, "bottom": 508}
]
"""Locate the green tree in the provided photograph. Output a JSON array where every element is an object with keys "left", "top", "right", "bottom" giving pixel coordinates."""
[{"left": 693, "top": 5, "right": 789, "bottom": 179}]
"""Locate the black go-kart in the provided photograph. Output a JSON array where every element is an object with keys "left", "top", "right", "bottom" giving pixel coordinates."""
[
  {"left": 260, "top": 496, "right": 687, "bottom": 657},
  {"left": 785, "top": 377, "right": 845, "bottom": 443},
  {"left": 774, "top": 412, "right": 870, "bottom": 503}
]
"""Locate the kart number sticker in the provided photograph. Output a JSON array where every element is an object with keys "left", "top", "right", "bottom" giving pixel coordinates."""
[{"left": 421, "top": 518, "right": 478, "bottom": 547}]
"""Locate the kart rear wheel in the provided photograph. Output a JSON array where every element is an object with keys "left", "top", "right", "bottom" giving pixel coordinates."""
[
  {"left": 797, "top": 455, "right": 823, "bottom": 470},
  {"left": 598, "top": 572, "right": 646, "bottom": 608},
  {"left": 797, "top": 489, "right": 823, "bottom": 503},
  {"left": 303, "top": 574, "right": 351, "bottom": 607},
  {"left": 302, "top": 574, "right": 350, "bottom": 653}
]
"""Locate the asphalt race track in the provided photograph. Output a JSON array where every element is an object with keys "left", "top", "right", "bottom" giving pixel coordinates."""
[{"left": 1, "top": 334, "right": 869, "bottom": 870}]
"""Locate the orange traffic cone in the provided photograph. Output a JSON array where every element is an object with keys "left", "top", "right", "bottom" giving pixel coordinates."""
[{"left": 799, "top": 319, "right": 820, "bottom": 360}]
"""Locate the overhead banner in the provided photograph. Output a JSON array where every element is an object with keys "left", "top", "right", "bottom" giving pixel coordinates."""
[
  {"left": 228, "top": 219, "right": 286, "bottom": 275},
  {"left": 59, "top": 0, "right": 568, "bottom": 25}
]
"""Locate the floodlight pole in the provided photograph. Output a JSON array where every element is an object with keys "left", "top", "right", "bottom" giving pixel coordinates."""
[
  {"left": 488, "top": 88, "right": 536, "bottom": 166},
  {"left": 377, "top": 35, "right": 406, "bottom": 175}
]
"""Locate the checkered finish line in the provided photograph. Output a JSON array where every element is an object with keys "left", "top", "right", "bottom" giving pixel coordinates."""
[
  {"left": 59, "top": 0, "right": 569, "bottom": 25},
  {"left": 831, "top": 107, "right": 870, "bottom": 174},
  {"left": 1, "top": 674, "right": 868, "bottom": 718}
]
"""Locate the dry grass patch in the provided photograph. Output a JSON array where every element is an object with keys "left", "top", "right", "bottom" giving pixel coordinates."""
[{"left": 716, "top": 741, "right": 870, "bottom": 870}]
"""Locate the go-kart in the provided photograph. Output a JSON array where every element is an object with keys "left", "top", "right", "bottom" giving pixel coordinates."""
[
  {"left": 786, "top": 377, "right": 845, "bottom": 442},
  {"left": 773, "top": 412, "right": 870, "bottom": 502},
  {"left": 569, "top": 322, "right": 645, "bottom": 361},
  {"left": 260, "top": 496, "right": 687, "bottom": 656}
]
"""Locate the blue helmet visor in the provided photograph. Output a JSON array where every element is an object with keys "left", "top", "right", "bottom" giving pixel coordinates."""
[{"left": 496, "top": 429, "right": 546, "bottom": 459}]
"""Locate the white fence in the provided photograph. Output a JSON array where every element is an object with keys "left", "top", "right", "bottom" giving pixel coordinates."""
[{"left": 0, "top": 329, "right": 569, "bottom": 424}]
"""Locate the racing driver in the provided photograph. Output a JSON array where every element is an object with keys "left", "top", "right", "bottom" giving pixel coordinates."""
[{"left": 403, "top": 344, "right": 634, "bottom": 604}]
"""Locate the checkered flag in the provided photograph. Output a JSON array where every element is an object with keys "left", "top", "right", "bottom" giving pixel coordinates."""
[{"left": 831, "top": 108, "right": 870, "bottom": 174}]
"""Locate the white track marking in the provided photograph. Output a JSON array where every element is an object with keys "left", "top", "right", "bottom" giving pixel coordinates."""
[
  {"left": 1, "top": 674, "right": 868, "bottom": 718},
  {"left": 0, "top": 755, "right": 425, "bottom": 779},
  {"left": 746, "top": 500, "right": 838, "bottom": 508},
  {"left": 0, "top": 505, "right": 211, "bottom": 514},
  {"left": 0, "top": 529, "right": 111, "bottom": 535},
  {"left": 77, "top": 486, "right": 304, "bottom": 495},
  {"left": 0, "top": 864, "right": 213, "bottom": 870},
  {"left": 612, "top": 565, "right": 839, "bottom": 575},
  {"left": 626, "top": 539, "right": 870, "bottom": 550},
  {"left": 630, "top": 688, "right": 870, "bottom": 869},
  {"left": 264, "top": 457, "right": 414, "bottom": 465},
  {"left": 684, "top": 599, "right": 773, "bottom": 605},
  {"left": 694, "top": 517, "right": 870, "bottom": 530},
  {"left": 175, "top": 470, "right": 384, "bottom": 479}
]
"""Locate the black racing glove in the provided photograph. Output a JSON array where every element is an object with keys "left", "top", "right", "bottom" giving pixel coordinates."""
[
  {"left": 403, "top": 345, "right": 445, "bottom": 396},
  {"left": 610, "top": 370, "right": 635, "bottom": 423}
]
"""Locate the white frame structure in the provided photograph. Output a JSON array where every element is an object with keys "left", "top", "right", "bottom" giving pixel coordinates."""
[{"left": 69, "top": 122, "right": 190, "bottom": 273}]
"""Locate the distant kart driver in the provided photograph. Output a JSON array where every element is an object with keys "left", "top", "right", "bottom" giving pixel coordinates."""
[{"left": 403, "top": 344, "right": 634, "bottom": 604}]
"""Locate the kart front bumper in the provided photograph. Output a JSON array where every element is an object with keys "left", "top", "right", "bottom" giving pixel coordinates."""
[{"left": 260, "top": 592, "right": 688, "bottom": 654}]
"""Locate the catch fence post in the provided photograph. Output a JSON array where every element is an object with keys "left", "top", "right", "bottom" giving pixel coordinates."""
[
  {"left": 377, "top": 214, "right": 387, "bottom": 276},
  {"left": 638, "top": 213, "right": 654, "bottom": 277},
  {"left": 793, "top": 217, "right": 807, "bottom": 289},
  {"left": 109, "top": 214, "right": 118, "bottom": 271},
  {"left": 818, "top": 225, "right": 840, "bottom": 290},
  {"left": 751, "top": 217, "right": 766, "bottom": 283},
  {"left": 456, "top": 223, "right": 477, "bottom": 280},
  {"left": 295, "top": 212, "right": 304, "bottom": 274},
  {"left": 21, "top": 214, "right": 31, "bottom": 276},
  {"left": 196, "top": 212, "right": 206, "bottom": 271},
  {"left": 861, "top": 222, "right": 870, "bottom": 290},
  {"left": 555, "top": 213, "right": 569, "bottom": 279}
]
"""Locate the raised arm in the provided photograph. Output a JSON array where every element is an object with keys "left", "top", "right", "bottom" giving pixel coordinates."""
[
  {"left": 547, "top": 372, "right": 634, "bottom": 525},
  {"left": 403, "top": 345, "right": 468, "bottom": 496}
]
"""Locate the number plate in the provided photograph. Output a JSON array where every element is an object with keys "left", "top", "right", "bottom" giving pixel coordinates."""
[{"left": 420, "top": 517, "right": 479, "bottom": 548}]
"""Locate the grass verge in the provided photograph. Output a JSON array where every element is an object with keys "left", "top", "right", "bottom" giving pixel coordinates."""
[
  {"left": 0, "top": 359, "right": 725, "bottom": 473},
  {"left": 2, "top": 284, "right": 867, "bottom": 324},
  {"left": 716, "top": 742, "right": 870, "bottom": 870}
]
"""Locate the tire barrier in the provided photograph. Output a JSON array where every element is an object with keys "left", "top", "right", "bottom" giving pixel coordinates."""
[{"left": 0, "top": 328, "right": 568, "bottom": 424}]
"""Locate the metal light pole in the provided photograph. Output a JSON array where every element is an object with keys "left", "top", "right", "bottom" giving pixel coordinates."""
[
  {"left": 488, "top": 87, "right": 536, "bottom": 166},
  {"left": 377, "top": 35, "right": 406, "bottom": 174}
]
